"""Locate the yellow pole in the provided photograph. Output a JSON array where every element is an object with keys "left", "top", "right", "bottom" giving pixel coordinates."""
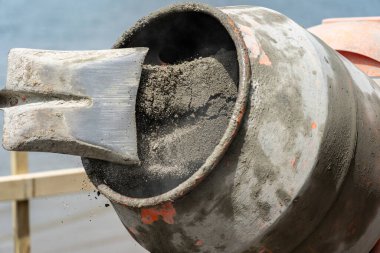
[{"left": 11, "top": 152, "right": 30, "bottom": 253}]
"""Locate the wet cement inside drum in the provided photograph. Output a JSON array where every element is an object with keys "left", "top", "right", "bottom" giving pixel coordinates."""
[{"left": 91, "top": 49, "right": 238, "bottom": 198}]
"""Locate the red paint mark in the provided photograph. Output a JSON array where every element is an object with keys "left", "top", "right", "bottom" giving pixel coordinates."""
[
  {"left": 311, "top": 122, "right": 317, "bottom": 129},
  {"left": 140, "top": 202, "right": 176, "bottom": 225},
  {"left": 141, "top": 209, "right": 159, "bottom": 224},
  {"left": 259, "top": 52, "right": 272, "bottom": 66},
  {"left": 21, "top": 95, "right": 27, "bottom": 102},
  {"left": 194, "top": 239, "right": 204, "bottom": 246}
]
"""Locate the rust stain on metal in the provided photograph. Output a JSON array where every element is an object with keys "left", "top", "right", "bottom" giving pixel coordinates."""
[{"left": 140, "top": 202, "right": 176, "bottom": 225}]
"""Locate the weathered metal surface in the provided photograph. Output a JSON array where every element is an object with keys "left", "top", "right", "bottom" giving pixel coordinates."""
[
  {"left": 1, "top": 48, "right": 148, "bottom": 164},
  {"left": 309, "top": 17, "right": 380, "bottom": 77},
  {"left": 81, "top": 4, "right": 380, "bottom": 253}
]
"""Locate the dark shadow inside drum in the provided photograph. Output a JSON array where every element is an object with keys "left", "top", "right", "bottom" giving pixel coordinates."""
[
  {"left": 127, "top": 12, "right": 237, "bottom": 64},
  {"left": 84, "top": 11, "right": 239, "bottom": 198}
]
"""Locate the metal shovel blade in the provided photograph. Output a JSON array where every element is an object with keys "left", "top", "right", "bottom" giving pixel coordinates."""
[{"left": 0, "top": 47, "right": 148, "bottom": 165}]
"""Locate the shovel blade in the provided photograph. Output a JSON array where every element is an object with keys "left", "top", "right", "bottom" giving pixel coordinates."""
[{"left": 1, "top": 47, "right": 148, "bottom": 165}]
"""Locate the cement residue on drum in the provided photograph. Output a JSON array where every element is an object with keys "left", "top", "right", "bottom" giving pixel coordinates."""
[
  {"left": 95, "top": 49, "right": 238, "bottom": 197},
  {"left": 138, "top": 49, "right": 238, "bottom": 122}
]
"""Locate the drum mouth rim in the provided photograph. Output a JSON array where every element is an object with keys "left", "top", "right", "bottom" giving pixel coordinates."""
[{"left": 92, "top": 3, "right": 251, "bottom": 208}]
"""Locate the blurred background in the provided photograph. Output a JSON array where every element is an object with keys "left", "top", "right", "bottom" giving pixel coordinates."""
[{"left": 0, "top": 0, "right": 379, "bottom": 252}]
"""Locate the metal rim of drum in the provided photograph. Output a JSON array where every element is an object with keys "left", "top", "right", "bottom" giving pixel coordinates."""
[{"left": 96, "top": 3, "right": 251, "bottom": 208}]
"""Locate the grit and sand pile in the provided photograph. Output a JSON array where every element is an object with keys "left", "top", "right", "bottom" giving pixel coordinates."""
[{"left": 94, "top": 49, "right": 239, "bottom": 197}]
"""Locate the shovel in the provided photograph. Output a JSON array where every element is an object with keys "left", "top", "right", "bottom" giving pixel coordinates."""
[{"left": 0, "top": 47, "right": 148, "bottom": 165}]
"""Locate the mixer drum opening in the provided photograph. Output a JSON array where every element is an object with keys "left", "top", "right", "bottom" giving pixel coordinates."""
[
  {"left": 83, "top": 4, "right": 250, "bottom": 202},
  {"left": 116, "top": 8, "right": 237, "bottom": 65}
]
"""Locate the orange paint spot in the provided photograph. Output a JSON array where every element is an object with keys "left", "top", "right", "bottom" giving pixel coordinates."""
[
  {"left": 311, "top": 122, "right": 317, "bottom": 129},
  {"left": 140, "top": 202, "right": 176, "bottom": 225},
  {"left": 195, "top": 239, "right": 204, "bottom": 246},
  {"left": 290, "top": 158, "right": 297, "bottom": 168},
  {"left": 259, "top": 52, "right": 272, "bottom": 66}
]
